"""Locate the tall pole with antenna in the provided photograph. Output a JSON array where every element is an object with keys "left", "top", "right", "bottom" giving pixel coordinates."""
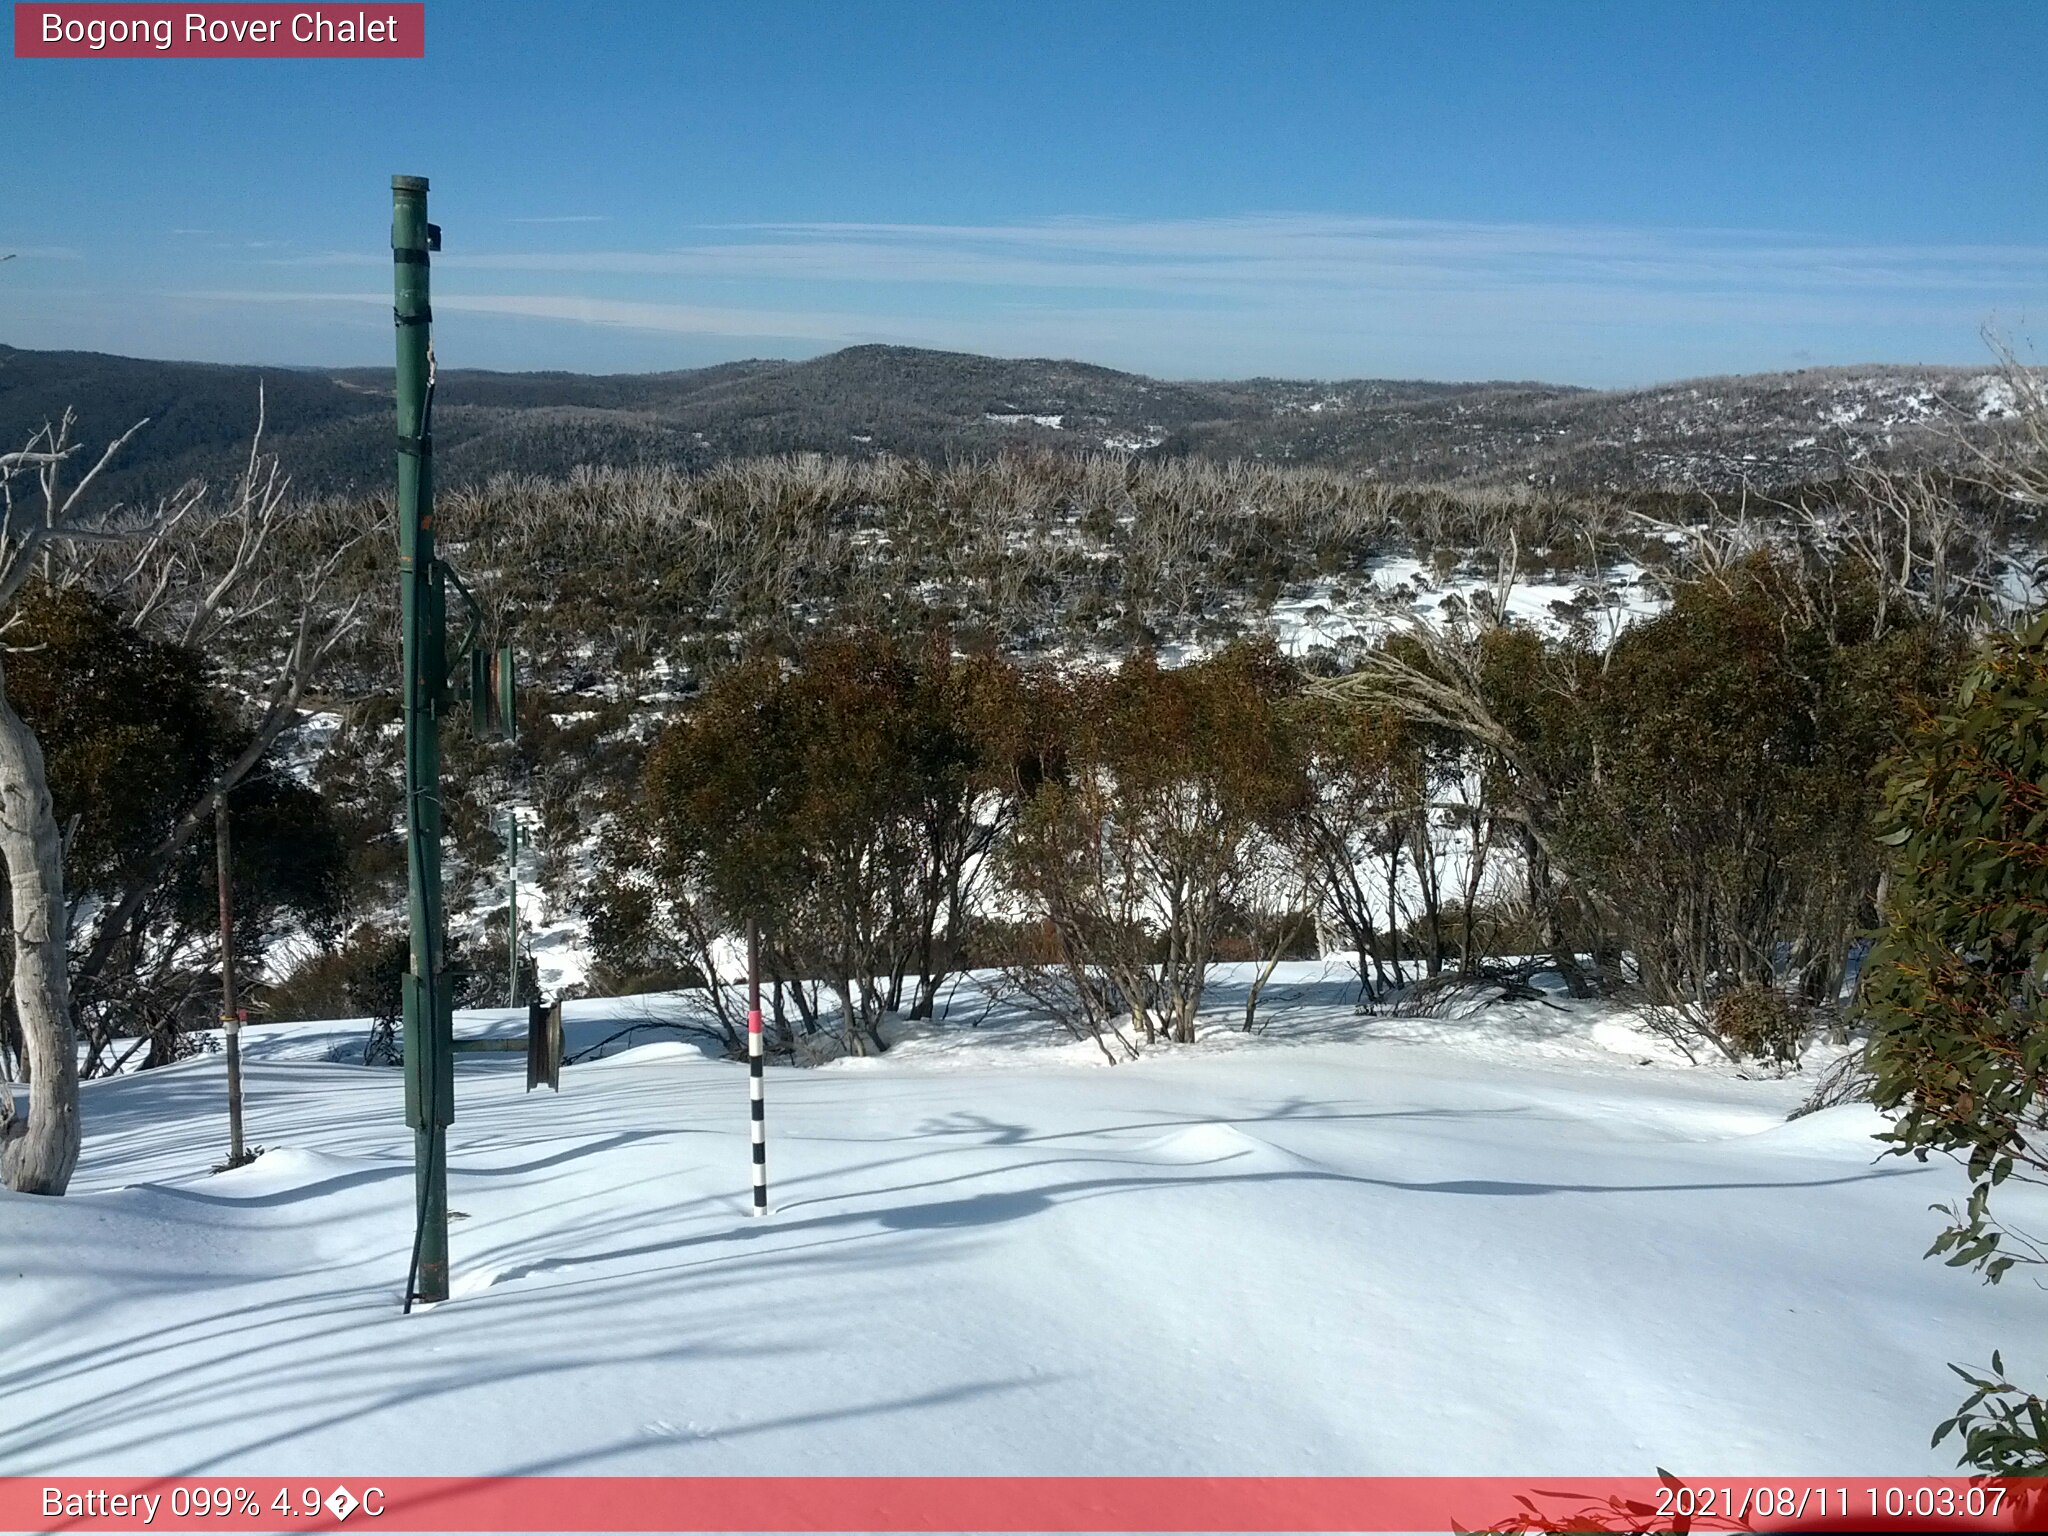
[
  {"left": 393, "top": 174, "right": 452, "bottom": 1308},
  {"left": 385, "top": 176, "right": 516, "bottom": 1311}
]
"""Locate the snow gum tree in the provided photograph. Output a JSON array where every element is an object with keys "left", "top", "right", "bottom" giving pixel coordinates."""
[
  {"left": 1004, "top": 641, "right": 1307, "bottom": 1045},
  {"left": 1, "top": 587, "right": 347, "bottom": 1074},
  {"left": 1, "top": 404, "right": 358, "bottom": 1194},
  {"left": 0, "top": 416, "right": 148, "bottom": 1193},
  {"left": 1558, "top": 553, "right": 1957, "bottom": 1056},
  {"left": 0, "top": 658, "right": 77, "bottom": 1193},
  {"left": 1320, "top": 615, "right": 1598, "bottom": 995},
  {"left": 1284, "top": 698, "right": 1410, "bottom": 1002},
  {"left": 596, "top": 630, "right": 1016, "bottom": 1056},
  {"left": 1329, "top": 547, "right": 1962, "bottom": 1059}
]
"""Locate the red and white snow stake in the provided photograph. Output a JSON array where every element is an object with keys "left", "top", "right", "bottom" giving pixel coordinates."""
[{"left": 747, "top": 922, "right": 767, "bottom": 1215}]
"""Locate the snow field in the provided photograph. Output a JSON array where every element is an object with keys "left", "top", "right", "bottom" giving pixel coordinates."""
[{"left": 6, "top": 969, "right": 2040, "bottom": 1481}]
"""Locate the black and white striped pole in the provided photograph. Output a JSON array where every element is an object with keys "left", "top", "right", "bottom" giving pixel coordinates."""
[{"left": 747, "top": 919, "right": 768, "bottom": 1215}]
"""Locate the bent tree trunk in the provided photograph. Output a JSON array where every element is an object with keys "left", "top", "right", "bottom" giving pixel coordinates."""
[{"left": 0, "top": 669, "right": 79, "bottom": 1194}]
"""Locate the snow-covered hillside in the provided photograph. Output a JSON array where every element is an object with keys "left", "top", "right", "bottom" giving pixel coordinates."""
[{"left": 6, "top": 968, "right": 2037, "bottom": 1480}]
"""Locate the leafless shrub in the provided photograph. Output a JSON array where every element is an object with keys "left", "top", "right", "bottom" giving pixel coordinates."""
[{"left": 1790, "top": 1045, "right": 1876, "bottom": 1119}]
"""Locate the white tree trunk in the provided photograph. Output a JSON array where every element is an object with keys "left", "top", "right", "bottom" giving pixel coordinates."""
[{"left": 0, "top": 665, "right": 80, "bottom": 1195}]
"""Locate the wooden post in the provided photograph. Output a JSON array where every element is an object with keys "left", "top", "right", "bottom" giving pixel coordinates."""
[
  {"left": 505, "top": 810, "right": 520, "bottom": 1007},
  {"left": 216, "top": 798, "right": 245, "bottom": 1166}
]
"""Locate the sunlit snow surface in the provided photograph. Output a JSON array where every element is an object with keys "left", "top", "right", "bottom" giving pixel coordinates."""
[
  {"left": 1264, "top": 559, "right": 1666, "bottom": 663},
  {"left": 7, "top": 964, "right": 2038, "bottom": 1479}
]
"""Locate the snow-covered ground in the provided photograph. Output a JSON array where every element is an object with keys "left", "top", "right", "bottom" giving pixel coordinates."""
[
  {"left": 7, "top": 967, "right": 2039, "bottom": 1479},
  {"left": 1263, "top": 559, "right": 1666, "bottom": 664}
]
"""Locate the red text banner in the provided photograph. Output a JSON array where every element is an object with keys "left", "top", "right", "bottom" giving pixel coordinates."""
[
  {"left": 6, "top": 1476, "right": 2048, "bottom": 1533},
  {"left": 14, "top": 4, "right": 424, "bottom": 58}
]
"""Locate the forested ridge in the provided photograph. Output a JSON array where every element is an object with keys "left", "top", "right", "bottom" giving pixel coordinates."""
[{"left": 0, "top": 340, "right": 2024, "bottom": 506}]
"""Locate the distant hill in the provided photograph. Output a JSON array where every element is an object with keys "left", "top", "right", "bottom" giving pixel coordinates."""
[{"left": 0, "top": 341, "right": 2021, "bottom": 505}]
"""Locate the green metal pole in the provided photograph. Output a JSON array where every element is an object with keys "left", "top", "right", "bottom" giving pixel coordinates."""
[{"left": 393, "top": 174, "right": 451, "bottom": 1308}]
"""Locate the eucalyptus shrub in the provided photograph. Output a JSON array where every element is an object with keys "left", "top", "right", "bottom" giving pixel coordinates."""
[{"left": 1866, "top": 611, "right": 2048, "bottom": 1472}]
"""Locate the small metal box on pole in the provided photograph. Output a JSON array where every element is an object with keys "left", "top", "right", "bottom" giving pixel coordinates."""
[
  {"left": 494, "top": 645, "right": 518, "bottom": 741},
  {"left": 526, "top": 1000, "right": 563, "bottom": 1093}
]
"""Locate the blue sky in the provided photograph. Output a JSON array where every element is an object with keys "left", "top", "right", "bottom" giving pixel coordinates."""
[{"left": 3, "top": 0, "right": 2044, "bottom": 384}]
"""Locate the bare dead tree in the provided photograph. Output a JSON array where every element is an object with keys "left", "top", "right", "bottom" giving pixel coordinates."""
[
  {"left": 53, "top": 397, "right": 366, "bottom": 1051},
  {"left": 1635, "top": 433, "right": 2021, "bottom": 643},
  {"left": 1313, "top": 595, "right": 1606, "bottom": 997},
  {"left": 1239, "top": 836, "right": 1318, "bottom": 1032},
  {"left": 1964, "top": 336, "right": 2048, "bottom": 510},
  {"left": 1316, "top": 618, "right": 1565, "bottom": 863}
]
